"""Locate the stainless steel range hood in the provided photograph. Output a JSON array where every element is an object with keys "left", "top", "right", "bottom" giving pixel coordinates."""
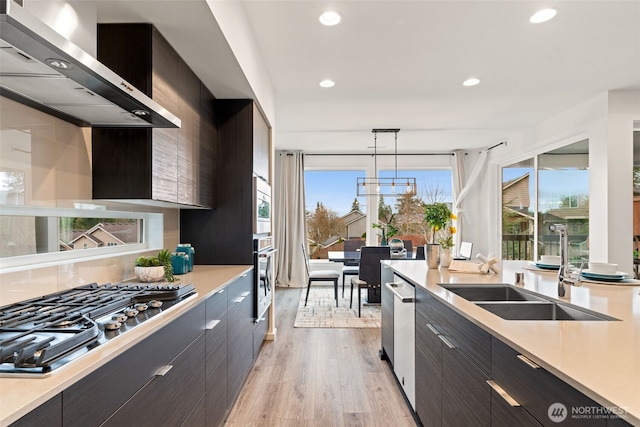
[{"left": 0, "top": 0, "right": 180, "bottom": 128}]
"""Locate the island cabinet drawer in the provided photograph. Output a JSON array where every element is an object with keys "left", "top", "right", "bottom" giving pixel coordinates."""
[
  {"left": 490, "top": 388, "right": 542, "bottom": 427},
  {"left": 415, "top": 286, "right": 491, "bottom": 375},
  {"left": 63, "top": 301, "right": 205, "bottom": 427},
  {"left": 492, "top": 337, "right": 614, "bottom": 427}
]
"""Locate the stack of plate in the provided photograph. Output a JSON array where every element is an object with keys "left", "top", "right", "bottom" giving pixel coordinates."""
[
  {"left": 534, "top": 261, "right": 560, "bottom": 270},
  {"left": 580, "top": 270, "right": 628, "bottom": 282}
]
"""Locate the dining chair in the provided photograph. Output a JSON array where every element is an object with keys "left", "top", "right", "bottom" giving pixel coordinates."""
[
  {"left": 301, "top": 243, "right": 340, "bottom": 307},
  {"left": 415, "top": 245, "right": 425, "bottom": 260},
  {"left": 350, "top": 246, "right": 391, "bottom": 317},
  {"left": 402, "top": 239, "right": 413, "bottom": 255},
  {"left": 341, "top": 239, "right": 364, "bottom": 297}
]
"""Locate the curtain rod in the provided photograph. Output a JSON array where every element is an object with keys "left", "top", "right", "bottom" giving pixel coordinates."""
[{"left": 303, "top": 152, "right": 455, "bottom": 156}]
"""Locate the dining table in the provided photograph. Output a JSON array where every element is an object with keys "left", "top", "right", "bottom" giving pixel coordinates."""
[{"left": 327, "top": 250, "right": 416, "bottom": 303}]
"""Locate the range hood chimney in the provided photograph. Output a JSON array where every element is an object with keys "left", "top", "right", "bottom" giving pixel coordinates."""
[{"left": 0, "top": 0, "right": 181, "bottom": 128}]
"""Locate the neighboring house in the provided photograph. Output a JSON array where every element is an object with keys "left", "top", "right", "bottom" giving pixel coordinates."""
[
  {"left": 68, "top": 223, "right": 126, "bottom": 250},
  {"left": 341, "top": 209, "right": 366, "bottom": 239},
  {"left": 502, "top": 173, "right": 533, "bottom": 235}
]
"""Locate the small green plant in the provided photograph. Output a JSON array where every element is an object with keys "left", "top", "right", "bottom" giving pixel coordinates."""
[
  {"left": 135, "top": 249, "right": 175, "bottom": 282},
  {"left": 424, "top": 203, "right": 456, "bottom": 245}
]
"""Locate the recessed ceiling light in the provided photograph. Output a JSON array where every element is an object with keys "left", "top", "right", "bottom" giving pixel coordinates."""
[
  {"left": 462, "top": 78, "right": 480, "bottom": 87},
  {"left": 319, "top": 79, "right": 335, "bottom": 88},
  {"left": 319, "top": 11, "right": 342, "bottom": 26},
  {"left": 530, "top": 9, "right": 557, "bottom": 24}
]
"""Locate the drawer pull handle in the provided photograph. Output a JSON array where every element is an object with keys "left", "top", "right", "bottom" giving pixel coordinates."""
[
  {"left": 206, "top": 319, "right": 221, "bottom": 330},
  {"left": 426, "top": 323, "right": 440, "bottom": 335},
  {"left": 155, "top": 365, "right": 173, "bottom": 376},
  {"left": 233, "top": 296, "right": 246, "bottom": 304},
  {"left": 240, "top": 291, "right": 251, "bottom": 297},
  {"left": 217, "top": 289, "right": 225, "bottom": 294},
  {"left": 486, "top": 380, "right": 520, "bottom": 407},
  {"left": 438, "top": 334, "right": 456, "bottom": 349},
  {"left": 517, "top": 354, "right": 541, "bottom": 369}
]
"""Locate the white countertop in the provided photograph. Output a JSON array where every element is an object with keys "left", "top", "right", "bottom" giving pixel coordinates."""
[
  {"left": 0, "top": 265, "right": 252, "bottom": 427},
  {"left": 384, "top": 259, "right": 640, "bottom": 425}
]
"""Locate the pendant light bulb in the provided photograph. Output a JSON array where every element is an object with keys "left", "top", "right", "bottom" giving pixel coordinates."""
[{"left": 391, "top": 180, "right": 396, "bottom": 193}]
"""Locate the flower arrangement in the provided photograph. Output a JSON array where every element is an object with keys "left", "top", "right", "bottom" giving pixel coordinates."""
[{"left": 423, "top": 202, "right": 456, "bottom": 246}]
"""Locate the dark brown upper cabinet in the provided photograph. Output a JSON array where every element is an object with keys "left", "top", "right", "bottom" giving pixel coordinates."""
[
  {"left": 92, "top": 24, "right": 215, "bottom": 208},
  {"left": 180, "top": 99, "right": 270, "bottom": 265},
  {"left": 252, "top": 103, "right": 270, "bottom": 182}
]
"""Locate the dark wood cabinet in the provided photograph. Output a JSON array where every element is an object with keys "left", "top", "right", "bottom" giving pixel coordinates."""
[
  {"left": 92, "top": 24, "right": 215, "bottom": 208},
  {"left": 13, "top": 270, "right": 264, "bottom": 427},
  {"left": 102, "top": 332, "right": 206, "bottom": 427},
  {"left": 415, "top": 311, "right": 442, "bottom": 427},
  {"left": 441, "top": 339, "right": 490, "bottom": 426},
  {"left": 205, "top": 287, "right": 229, "bottom": 427},
  {"left": 380, "top": 264, "right": 394, "bottom": 364},
  {"left": 227, "top": 271, "right": 256, "bottom": 403},
  {"left": 63, "top": 301, "right": 205, "bottom": 427},
  {"left": 490, "top": 388, "right": 542, "bottom": 427},
  {"left": 9, "top": 394, "right": 61, "bottom": 427},
  {"left": 180, "top": 99, "right": 269, "bottom": 265},
  {"left": 414, "top": 285, "right": 490, "bottom": 426},
  {"left": 252, "top": 103, "right": 270, "bottom": 181},
  {"left": 492, "top": 337, "right": 615, "bottom": 427}
]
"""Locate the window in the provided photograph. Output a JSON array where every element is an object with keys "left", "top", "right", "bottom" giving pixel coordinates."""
[
  {"left": 304, "top": 168, "right": 453, "bottom": 258},
  {"left": 501, "top": 141, "right": 589, "bottom": 263},
  {"left": 0, "top": 205, "right": 162, "bottom": 271}
]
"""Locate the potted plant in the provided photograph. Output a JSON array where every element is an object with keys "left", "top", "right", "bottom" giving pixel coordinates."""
[
  {"left": 423, "top": 203, "right": 455, "bottom": 268},
  {"left": 438, "top": 217, "right": 457, "bottom": 268},
  {"left": 135, "top": 249, "right": 175, "bottom": 282},
  {"left": 372, "top": 217, "right": 398, "bottom": 246}
]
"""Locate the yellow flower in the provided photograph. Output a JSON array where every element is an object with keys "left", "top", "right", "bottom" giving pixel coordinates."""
[
  {"left": 450, "top": 226, "right": 457, "bottom": 234},
  {"left": 450, "top": 213, "right": 458, "bottom": 220},
  {"left": 434, "top": 226, "right": 440, "bottom": 231}
]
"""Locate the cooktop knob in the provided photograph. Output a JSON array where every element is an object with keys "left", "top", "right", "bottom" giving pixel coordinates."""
[
  {"left": 112, "top": 313, "right": 127, "bottom": 322},
  {"left": 124, "top": 308, "right": 139, "bottom": 317},
  {"left": 105, "top": 320, "right": 122, "bottom": 330},
  {"left": 148, "top": 300, "right": 163, "bottom": 308},
  {"left": 134, "top": 303, "right": 148, "bottom": 311}
]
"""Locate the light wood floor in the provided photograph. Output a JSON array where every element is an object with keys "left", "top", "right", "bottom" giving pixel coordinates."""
[{"left": 225, "top": 286, "right": 417, "bottom": 427}]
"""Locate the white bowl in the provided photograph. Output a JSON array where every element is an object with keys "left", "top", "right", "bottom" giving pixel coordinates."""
[
  {"left": 540, "top": 255, "right": 560, "bottom": 265},
  {"left": 588, "top": 262, "right": 618, "bottom": 275}
]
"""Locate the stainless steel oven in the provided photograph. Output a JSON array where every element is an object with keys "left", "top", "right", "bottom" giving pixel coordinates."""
[
  {"left": 254, "top": 177, "right": 272, "bottom": 235},
  {"left": 254, "top": 236, "right": 276, "bottom": 321}
]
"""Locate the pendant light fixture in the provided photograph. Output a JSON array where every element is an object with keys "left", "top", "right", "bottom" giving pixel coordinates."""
[{"left": 357, "top": 129, "right": 417, "bottom": 196}]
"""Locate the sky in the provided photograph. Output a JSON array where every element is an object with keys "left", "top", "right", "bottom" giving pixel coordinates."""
[
  {"left": 306, "top": 167, "right": 589, "bottom": 217},
  {"left": 305, "top": 170, "right": 453, "bottom": 216}
]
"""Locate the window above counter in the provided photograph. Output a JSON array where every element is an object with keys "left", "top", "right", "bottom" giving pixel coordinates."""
[{"left": 0, "top": 205, "right": 163, "bottom": 272}]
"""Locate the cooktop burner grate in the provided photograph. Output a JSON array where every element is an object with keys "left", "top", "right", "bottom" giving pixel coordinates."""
[{"left": 0, "top": 282, "right": 195, "bottom": 375}]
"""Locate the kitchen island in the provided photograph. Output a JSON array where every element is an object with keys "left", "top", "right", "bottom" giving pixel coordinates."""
[
  {"left": 383, "top": 260, "right": 640, "bottom": 425},
  {"left": 0, "top": 265, "right": 253, "bottom": 427}
]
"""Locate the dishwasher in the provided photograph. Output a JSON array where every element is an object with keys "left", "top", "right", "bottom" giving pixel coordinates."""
[{"left": 385, "top": 275, "right": 415, "bottom": 409}]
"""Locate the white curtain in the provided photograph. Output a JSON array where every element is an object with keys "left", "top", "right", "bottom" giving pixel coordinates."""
[
  {"left": 451, "top": 150, "right": 466, "bottom": 255},
  {"left": 452, "top": 149, "right": 488, "bottom": 256},
  {"left": 274, "top": 152, "right": 307, "bottom": 287}
]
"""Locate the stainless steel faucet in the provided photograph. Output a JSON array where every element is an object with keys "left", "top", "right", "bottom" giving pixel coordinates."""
[{"left": 549, "top": 223, "right": 573, "bottom": 297}]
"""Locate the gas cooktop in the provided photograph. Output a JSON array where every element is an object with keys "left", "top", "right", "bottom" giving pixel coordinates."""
[{"left": 0, "top": 282, "right": 196, "bottom": 377}]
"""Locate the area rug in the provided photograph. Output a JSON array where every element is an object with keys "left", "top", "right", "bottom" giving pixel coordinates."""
[{"left": 293, "top": 286, "right": 381, "bottom": 328}]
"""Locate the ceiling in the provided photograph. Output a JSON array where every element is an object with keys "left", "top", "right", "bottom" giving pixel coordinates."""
[{"left": 96, "top": 1, "right": 640, "bottom": 155}]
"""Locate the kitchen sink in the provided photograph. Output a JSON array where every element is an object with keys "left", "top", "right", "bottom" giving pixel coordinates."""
[
  {"left": 440, "top": 284, "right": 548, "bottom": 302},
  {"left": 474, "top": 301, "right": 617, "bottom": 321},
  {"left": 440, "top": 283, "right": 618, "bottom": 321}
]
